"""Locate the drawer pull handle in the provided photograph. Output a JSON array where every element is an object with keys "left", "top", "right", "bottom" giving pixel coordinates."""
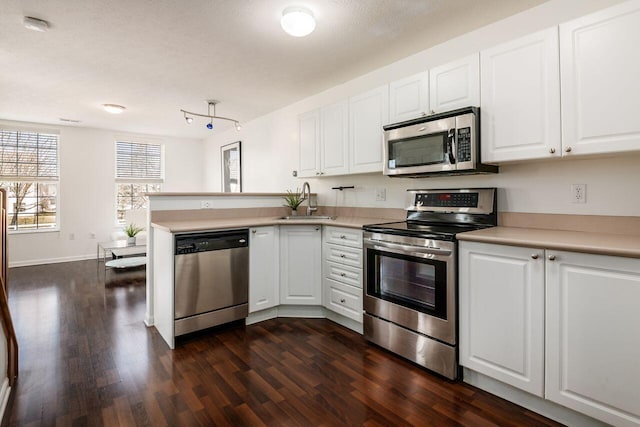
[
  {"left": 548, "top": 255, "right": 556, "bottom": 261},
  {"left": 340, "top": 273, "right": 346, "bottom": 277},
  {"left": 531, "top": 254, "right": 538, "bottom": 259},
  {"left": 340, "top": 235, "right": 346, "bottom": 239},
  {"left": 340, "top": 254, "right": 346, "bottom": 258},
  {"left": 340, "top": 298, "right": 346, "bottom": 303}
]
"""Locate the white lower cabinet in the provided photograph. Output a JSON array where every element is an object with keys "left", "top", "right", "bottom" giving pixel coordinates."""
[
  {"left": 546, "top": 250, "right": 640, "bottom": 427},
  {"left": 249, "top": 226, "right": 279, "bottom": 313},
  {"left": 279, "top": 225, "right": 322, "bottom": 305},
  {"left": 459, "top": 241, "right": 545, "bottom": 396},
  {"left": 322, "top": 227, "right": 363, "bottom": 322},
  {"left": 460, "top": 241, "right": 640, "bottom": 426}
]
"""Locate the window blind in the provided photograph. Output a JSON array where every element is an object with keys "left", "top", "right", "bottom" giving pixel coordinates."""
[
  {"left": 0, "top": 130, "right": 59, "bottom": 181},
  {"left": 115, "top": 141, "right": 163, "bottom": 183}
]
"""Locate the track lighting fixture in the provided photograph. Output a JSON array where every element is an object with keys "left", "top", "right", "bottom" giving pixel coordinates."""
[{"left": 180, "top": 100, "right": 240, "bottom": 131}]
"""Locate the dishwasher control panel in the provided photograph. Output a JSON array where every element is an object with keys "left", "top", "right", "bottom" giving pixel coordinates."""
[{"left": 175, "top": 229, "right": 249, "bottom": 255}]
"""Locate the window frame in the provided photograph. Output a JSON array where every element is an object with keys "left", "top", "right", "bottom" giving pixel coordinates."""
[{"left": 0, "top": 127, "right": 60, "bottom": 234}]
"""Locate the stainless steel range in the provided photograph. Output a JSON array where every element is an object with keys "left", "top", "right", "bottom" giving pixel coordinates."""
[{"left": 362, "top": 188, "right": 497, "bottom": 380}]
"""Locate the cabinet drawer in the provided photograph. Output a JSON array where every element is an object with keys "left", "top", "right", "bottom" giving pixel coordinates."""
[
  {"left": 323, "top": 260, "right": 362, "bottom": 288},
  {"left": 323, "top": 226, "right": 362, "bottom": 248},
  {"left": 323, "top": 278, "right": 363, "bottom": 322},
  {"left": 324, "top": 243, "right": 362, "bottom": 267}
]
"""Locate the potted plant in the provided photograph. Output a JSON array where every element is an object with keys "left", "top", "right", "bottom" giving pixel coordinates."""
[
  {"left": 283, "top": 189, "right": 305, "bottom": 216},
  {"left": 124, "top": 223, "right": 144, "bottom": 246}
]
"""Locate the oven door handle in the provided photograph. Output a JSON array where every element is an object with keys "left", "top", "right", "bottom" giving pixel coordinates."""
[{"left": 367, "top": 239, "right": 452, "bottom": 256}]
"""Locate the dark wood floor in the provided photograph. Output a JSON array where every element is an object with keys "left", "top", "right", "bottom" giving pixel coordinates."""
[{"left": 5, "top": 260, "right": 562, "bottom": 426}]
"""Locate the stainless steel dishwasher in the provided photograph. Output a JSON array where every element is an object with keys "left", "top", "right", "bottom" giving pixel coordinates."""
[{"left": 174, "top": 229, "right": 249, "bottom": 336}]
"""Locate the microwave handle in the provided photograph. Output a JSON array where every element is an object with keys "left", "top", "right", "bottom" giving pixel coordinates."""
[{"left": 447, "top": 128, "right": 456, "bottom": 164}]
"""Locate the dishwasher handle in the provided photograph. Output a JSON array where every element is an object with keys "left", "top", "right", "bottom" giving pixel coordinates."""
[{"left": 175, "top": 229, "right": 249, "bottom": 254}]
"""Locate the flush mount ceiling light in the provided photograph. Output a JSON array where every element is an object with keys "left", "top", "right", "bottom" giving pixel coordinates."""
[
  {"left": 281, "top": 6, "right": 316, "bottom": 37},
  {"left": 180, "top": 101, "right": 241, "bottom": 131},
  {"left": 23, "top": 16, "right": 50, "bottom": 32},
  {"left": 102, "top": 104, "right": 126, "bottom": 114}
]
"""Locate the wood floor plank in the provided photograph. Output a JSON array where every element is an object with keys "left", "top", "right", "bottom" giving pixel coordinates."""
[{"left": 6, "top": 260, "right": 564, "bottom": 427}]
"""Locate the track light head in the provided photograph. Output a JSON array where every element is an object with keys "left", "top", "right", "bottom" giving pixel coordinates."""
[{"left": 179, "top": 101, "right": 238, "bottom": 131}]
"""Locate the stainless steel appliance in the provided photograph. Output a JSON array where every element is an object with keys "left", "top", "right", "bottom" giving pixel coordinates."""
[
  {"left": 363, "top": 188, "right": 497, "bottom": 379},
  {"left": 383, "top": 107, "right": 498, "bottom": 177},
  {"left": 174, "top": 229, "right": 249, "bottom": 336}
]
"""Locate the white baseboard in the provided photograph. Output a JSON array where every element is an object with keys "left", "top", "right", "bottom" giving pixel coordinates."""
[
  {"left": 462, "top": 368, "right": 606, "bottom": 427},
  {"left": 9, "top": 253, "right": 95, "bottom": 268},
  {"left": 245, "top": 306, "right": 364, "bottom": 334},
  {"left": 0, "top": 378, "right": 10, "bottom": 424}
]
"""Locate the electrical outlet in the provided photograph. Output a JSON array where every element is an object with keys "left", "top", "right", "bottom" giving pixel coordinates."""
[
  {"left": 375, "top": 188, "right": 386, "bottom": 201},
  {"left": 200, "top": 200, "right": 213, "bottom": 209},
  {"left": 571, "top": 184, "right": 586, "bottom": 204}
]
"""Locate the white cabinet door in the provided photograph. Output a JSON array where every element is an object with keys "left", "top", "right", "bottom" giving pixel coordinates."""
[
  {"left": 545, "top": 250, "right": 640, "bottom": 426},
  {"left": 320, "top": 100, "right": 349, "bottom": 176},
  {"left": 249, "top": 226, "right": 279, "bottom": 313},
  {"left": 279, "top": 226, "right": 322, "bottom": 305},
  {"left": 560, "top": 1, "right": 640, "bottom": 157},
  {"left": 429, "top": 53, "right": 480, "bottom": 113},
  {"left": 481, "top": 27, "right": 561, "bottom": 163},
  {"left": 349, "top": 85, "right": 389, "bottom": 174},
  {"left": 298, "top": 109, "right": 320, "bottom": 178},
  {"left": 389, "top": 72, "right": 429, "bottom": 123},
  {"left": 459, "top": 241, "right": 545, "bottom": 397}
]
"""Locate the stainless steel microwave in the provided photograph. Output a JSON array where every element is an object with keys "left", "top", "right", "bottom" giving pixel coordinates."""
[{"left": 383, "top": 107, "right": 497, "bottom": 177}]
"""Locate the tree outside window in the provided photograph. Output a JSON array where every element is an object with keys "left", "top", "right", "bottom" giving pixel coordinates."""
[{"left": 0, "top": 130, "right": 59, "bottom": 232}]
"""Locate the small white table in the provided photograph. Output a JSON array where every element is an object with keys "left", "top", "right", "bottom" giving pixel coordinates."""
[
  {"left": 97, "top": 240, "right": 146, "bottom": 262},
  {"left": 97, "top": 240, "right": 147, "bottom": 272}
]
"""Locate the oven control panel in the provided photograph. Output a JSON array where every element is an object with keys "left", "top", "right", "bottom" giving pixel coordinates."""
[
  {"left": 407, "top": 188, "right": 496, "bottom": 214},
  {"left": 416, "top": 192, "right": 478, "bottom": 208}
]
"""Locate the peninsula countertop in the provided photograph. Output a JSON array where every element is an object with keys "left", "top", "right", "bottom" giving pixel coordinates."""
[
  {"left": 457, "top": 226, "right": 640, "bottom": 259},
  {"left": 151, "top": 215, "right": 395, "bottom": 233}
]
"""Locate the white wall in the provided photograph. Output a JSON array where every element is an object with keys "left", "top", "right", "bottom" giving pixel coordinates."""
[
  {"left": 203, "top": 0, "right": 640, "bottom": 217},
  {"left": 0, "top": 120, "right": 205, "bottom": 266}
]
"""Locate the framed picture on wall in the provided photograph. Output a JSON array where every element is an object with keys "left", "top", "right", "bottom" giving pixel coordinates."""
[{"left": 221, "top": 141, "right": 242, "bottom": 192}]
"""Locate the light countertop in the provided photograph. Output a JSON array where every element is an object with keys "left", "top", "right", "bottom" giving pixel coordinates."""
[
  {"left": 151, "top": 216, "right": 394, "bottom": 233},
  {"left": 458, "top": 226, "right": 640, "bottom": 259}
]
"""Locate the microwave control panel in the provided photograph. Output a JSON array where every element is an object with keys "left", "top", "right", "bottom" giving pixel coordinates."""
[{"left": 457, "top": 127, "right": 472, "bottom": 162}]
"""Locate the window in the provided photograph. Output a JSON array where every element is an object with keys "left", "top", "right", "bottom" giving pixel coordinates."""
[
  {"left": 115, "top": 141, "right": 163, "bottom": 222},
  {"left": 0, "top": 129, "right": 59, "bottom": 232}
]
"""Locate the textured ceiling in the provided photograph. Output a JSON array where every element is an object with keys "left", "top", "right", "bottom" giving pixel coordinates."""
[{"left": 0, "top": 0, "right": 547, "bottom": 138}]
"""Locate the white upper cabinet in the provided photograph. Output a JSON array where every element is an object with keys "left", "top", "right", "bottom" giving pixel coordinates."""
[
  {"left": 388, "top": 72, "right": 429, "bottom": 123},
  {"left": 297, "top": 109, "right": 320, "bottom": 178},
  {"left": 349, "top": 85, "right": 389, "bottom": 174},
  {"left": 429, "top": 53, "right": 480, "bottom": 114},
  {"left": 481, "top": 27, "right": 561, "bottom": 163},
  {"left": 560, "top": 1, "right": 640, "bottom": 157},
  {"left": 546, "top": 250, "right": 640, "bottom": 427},
  {"left": 320, "top": 100, "right": 349, "bottom": 176}
]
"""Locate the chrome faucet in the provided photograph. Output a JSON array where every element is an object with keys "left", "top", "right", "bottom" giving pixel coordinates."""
[{"left": 300, "top": 182, "right": 317, "bottom": 216}]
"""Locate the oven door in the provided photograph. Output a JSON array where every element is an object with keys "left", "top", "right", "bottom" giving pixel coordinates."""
[
  {"left": 383, "top": 116, "right": 457, "bottom": 176},
  {"left": 363, "top": 232, "right": 456, "bottom": 345}
]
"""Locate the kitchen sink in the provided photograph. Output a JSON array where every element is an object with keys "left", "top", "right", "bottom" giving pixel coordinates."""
[{"left": 279, "top": 215, "right": 336, "bottom": 220}]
